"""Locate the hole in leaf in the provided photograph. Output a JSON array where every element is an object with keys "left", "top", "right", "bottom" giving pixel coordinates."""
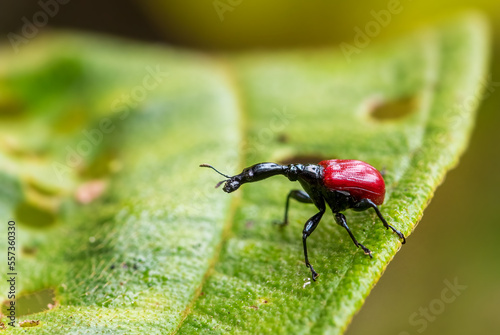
[
  {"left": 0, "top": 94, "right": 25, "bottom": 120},
  {"left": 19, "top": 320, "right": 41, "bottom": 328},
  {"left": 276, "top": 133, "right": 289, "bottom": 143},
  {"left": 14, "top": 201, "right": 56, "bottom": 228},
  {"left": 26, "top": 179, "right": 61, "bottom": 197},
  {"left": 21, "top": 246, "right": 37, "bottom": 256},
  {"left": 370, "top": 95, "right": 417, "bottom": 121},
  {"left": 1, "top": 289, "right": 56, "bottom": 317},
  {"left": 278, "top": 154, "right": 330, "bottom": 165},
  {"left": 16, "top": 180, "right": 62, "bottom": 228}
]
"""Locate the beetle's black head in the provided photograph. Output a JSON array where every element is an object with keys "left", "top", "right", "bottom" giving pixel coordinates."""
[
  {"left": 221, "top": 177, "right": 241, "bottom": 193},
  {"left": 200, "top": 164, "right": 242, "bottom": 193}
]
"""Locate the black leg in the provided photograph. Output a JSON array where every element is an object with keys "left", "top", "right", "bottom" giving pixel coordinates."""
[
  {"left": 335, "top": 212, "right": 373, "bottom": 257},
  {"left": 277, "top": 189, "right": 313, "bottom": 226},
  {"left": 352, "top": 199, "right": 406, "bottom": 244},
  {"left": 302, "top": 208, "right": 325, "bottom": 281}
]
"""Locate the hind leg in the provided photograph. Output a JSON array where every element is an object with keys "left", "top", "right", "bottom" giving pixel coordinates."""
[
  {"left": 334, "top": 212, "right": 372, "bottom": 257},
  {"left": 352, "top": 199, "right": 406, "bottom": 243}
]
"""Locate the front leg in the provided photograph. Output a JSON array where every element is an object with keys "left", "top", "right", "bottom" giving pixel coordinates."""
[
  {"left": 277, "top": 189, "right": 313, "bottom": 226},
  {"left": 302, "top": 205, "right": 325, "bottom": 281}
]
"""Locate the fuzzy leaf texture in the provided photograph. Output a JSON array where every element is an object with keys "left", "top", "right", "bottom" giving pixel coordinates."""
[{"left": 0, "top": 13, "right": 489, "bottom": 334}]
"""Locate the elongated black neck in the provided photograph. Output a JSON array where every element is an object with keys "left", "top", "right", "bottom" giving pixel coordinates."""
[
  {"left": 218, "top": 162, "right": 322, "bottom": 193},
  {"left": 220, "top": 162, "right": 286, "bottom": 193},
  {"left": 240, "top": 162, "right": 287, "bottom": 183},
  {"left": 239, "top": 162, "right": 321, "bottom": 183}
]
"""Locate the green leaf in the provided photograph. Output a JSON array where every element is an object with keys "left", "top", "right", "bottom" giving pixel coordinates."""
[{"left": 0, "top": 13, "right": 489, "bottom": 334}]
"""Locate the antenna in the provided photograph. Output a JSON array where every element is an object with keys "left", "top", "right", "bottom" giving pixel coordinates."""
[
  {"left": 199, "top": 164, "right": 231, "bottom": 178},
  {"left": 200, "top": 164, "right": 231, "bottom": 188}
]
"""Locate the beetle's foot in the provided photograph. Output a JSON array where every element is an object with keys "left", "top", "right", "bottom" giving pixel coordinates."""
[
  {"left": 359, "top": 244, "right": 373, "bottom": 258},
  {"left": 389, "top": 225, "right": 406, "bottom": 244},
  {"left": 273, "top": 220, "right": 288, "bottom": 227},
  {"left": 396, "top": 231, "right": 406, "bottom": 244},
  {"left": 306, "top": 263, "right": 319, "bottom": 281},
  {"left": 398, "top": 231, "right": 406, "bottom": 244},
  {"left": 310, "top": 269, "right": 319, "bottom": 281}
]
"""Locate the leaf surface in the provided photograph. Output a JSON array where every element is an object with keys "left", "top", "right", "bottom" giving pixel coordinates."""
[{"left": 0, "top": 14, "right": 489, "bottom": 334}]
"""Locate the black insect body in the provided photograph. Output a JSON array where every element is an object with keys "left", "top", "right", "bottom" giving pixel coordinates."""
[{"left": 201, "top": 159, "right": 405, "bottom": 281}]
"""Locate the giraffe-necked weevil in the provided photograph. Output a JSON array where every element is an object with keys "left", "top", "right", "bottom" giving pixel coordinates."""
[{"left": 200, "top": 159, "right": 405, "bottom": 281}]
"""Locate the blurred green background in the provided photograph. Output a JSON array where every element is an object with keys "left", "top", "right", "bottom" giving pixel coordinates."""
[{"left": 1, "top": 1, "right": 499, "bottom": 334}]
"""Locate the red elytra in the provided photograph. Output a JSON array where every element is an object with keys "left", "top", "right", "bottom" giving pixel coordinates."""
[{"left": 318, "top": 159, "right": 385, "bottom": 205}]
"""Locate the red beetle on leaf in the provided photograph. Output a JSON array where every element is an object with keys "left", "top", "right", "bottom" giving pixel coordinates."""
[{"left": 201, "top": 159, "right": 406, "bottom": 281}]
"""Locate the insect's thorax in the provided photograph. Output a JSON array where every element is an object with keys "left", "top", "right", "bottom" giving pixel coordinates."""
[{"left": 321, "top": 189, "right": 354, "bottom": 213}]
